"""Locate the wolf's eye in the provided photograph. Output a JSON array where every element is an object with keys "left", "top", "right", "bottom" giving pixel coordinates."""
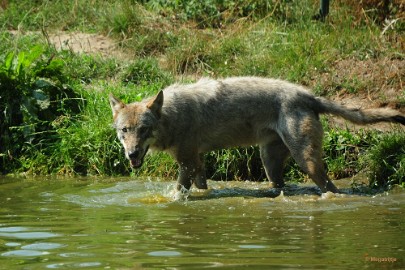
[{"left": 122, "top": 127, "right": 128, "bottom": 133}]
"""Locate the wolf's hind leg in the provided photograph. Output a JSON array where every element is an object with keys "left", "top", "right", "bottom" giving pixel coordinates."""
[
  {"left": 281, "top": 115, "right": 339, "bottom": 193},
  {"left": 259, "top": 140, "right": 290, "bottom": 188}
]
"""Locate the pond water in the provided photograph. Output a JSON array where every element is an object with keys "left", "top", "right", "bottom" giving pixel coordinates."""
[{"left": 0, "top": 176, "right": 404, "bottom": 269}]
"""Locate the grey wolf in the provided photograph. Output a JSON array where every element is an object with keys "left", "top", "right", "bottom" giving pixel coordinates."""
[{"left": 109, "top": 77, "right": 405, "bottom": 194}]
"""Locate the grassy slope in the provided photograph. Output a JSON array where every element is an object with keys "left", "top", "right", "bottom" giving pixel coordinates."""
[{"left": 0, "top": 0, "right": 404, "bottom": 188}]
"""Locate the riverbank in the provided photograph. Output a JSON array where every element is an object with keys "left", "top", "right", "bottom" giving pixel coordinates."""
[{"left": 0, "top": 0, "right": 404, "bottom": 188}]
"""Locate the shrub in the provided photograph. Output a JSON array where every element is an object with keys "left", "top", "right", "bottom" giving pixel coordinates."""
[{"left": 0, "top": 46, "right": 80, "bottom": 174}]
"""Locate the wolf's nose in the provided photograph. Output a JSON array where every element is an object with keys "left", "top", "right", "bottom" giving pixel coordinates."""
[{"left": 128, "top": 149, "right": 140, "bottom": 159}]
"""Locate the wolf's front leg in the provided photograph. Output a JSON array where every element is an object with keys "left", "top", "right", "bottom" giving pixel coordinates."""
[
  {"left": 176, "top": 153, "right": 207, "bottom": 191},
  {"left": 193, "top": 169, "right": 207, "bottom": 189},
  {"left": 177, "top": 163, "right": 208, "bottom": 190},
  {"left": 177, "top": 164, "right": 194, "bottom": 191},
  {"left": 194, "top": 154, "right": 208, "bottom": 189}
]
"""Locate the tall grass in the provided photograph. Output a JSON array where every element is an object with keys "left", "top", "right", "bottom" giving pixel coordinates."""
[{"left": 362, "top": 132, "right": 405, "bottom": 188}]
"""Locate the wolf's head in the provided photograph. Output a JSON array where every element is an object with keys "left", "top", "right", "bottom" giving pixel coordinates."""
[{"left": 109, "top": 91, "right": 163, "bottom": 168}]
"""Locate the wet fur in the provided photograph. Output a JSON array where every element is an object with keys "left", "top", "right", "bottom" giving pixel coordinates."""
[{"left": 109, "top": 77, "right": 405, "bottom": 193}]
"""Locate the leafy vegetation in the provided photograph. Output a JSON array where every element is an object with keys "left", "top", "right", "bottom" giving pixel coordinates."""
[
  {"left": 0, "top": 0, "right": 404, "bottom": 189},
  {"left": 322, "top": 128, "right": 377, "bottom": 179},
  {"left": 362, "top": 132, "right": 405, "bottom": 188},
  {"left": 0, "top": 45, "right": 80, "bottom": 173}
]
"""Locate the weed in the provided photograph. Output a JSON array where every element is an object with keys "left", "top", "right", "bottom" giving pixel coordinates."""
[
  {"left": 362, "top": 132, "right": 405, "bottom": 188},
  {"left": 60, "top": 51, "right": 121, "bottom": 83},
  {"left": 166, "top": 29, "right": 215, "bottom": 75},
  {"left": 0, "top": 45, "right": 80, "bottom": 173},
  {"left": 323, "top": 128, "right": 375, "bottom": 179},
  {"left": 121, "top": 57, "right": 173, "bottom": 86},
  {"left": 205, "top": 147, "right": 264, "bottom": 181}
]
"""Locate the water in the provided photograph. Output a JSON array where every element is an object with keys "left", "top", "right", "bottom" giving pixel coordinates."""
[{"left": 0, "top": 176, "right": 404, "bottom": 269}]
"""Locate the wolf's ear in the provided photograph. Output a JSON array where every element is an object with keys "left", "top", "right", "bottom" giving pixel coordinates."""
[
  {"left": 109, "top": 94, "right": 125, "bottom": 117},
  {"left": 147, "top": 90, "right": 164, "bottom": 118}
]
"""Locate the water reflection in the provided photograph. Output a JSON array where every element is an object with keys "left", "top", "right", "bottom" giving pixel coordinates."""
[
  {"left": 0, "top": 227, "right": 60, "bottom": 240},
  {"left": 2, "top": 249, "right": 50, "bottom": 257},
  {"left": 147, "top": 250, "right": 182, "bottom": 257},
  {"left": 0, "top": 226, "right": 61, "bottom": 258}
]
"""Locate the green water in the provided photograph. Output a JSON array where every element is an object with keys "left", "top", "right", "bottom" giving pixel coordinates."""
[{"left": 0, "top": 176, "right": 404, "bottom": 269}]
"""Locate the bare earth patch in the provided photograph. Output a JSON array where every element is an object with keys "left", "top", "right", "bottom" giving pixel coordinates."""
[
  {"left": 47, "top": 31, "right": 128, "bottom": 59},
  {"left": 329, "top": 57, "right": 403, "bottom": 106},
  {"left": 315, "top": 57, "right": 404, "bottom": 131},
  {"left": 10, "top": 30, "right": 128, "bottom": 59}
]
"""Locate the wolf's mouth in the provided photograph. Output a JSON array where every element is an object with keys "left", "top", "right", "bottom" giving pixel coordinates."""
[
  {"left": 128, "top": 146, "right": 149, "bottom": 168},
  {"left": 130, "top": 158, "right": 143, "bottom": 168}
]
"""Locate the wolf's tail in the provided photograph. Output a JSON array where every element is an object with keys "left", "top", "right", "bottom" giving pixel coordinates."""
[{"left": 315, "top": 97, "right": 405, "bottom": 125}]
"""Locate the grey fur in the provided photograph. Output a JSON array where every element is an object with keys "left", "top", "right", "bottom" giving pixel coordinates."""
[{"left": 109, "top": 77, "right": 405, "bottom": 193}]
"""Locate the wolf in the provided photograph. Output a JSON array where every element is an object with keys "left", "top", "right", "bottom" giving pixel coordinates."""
[{"left": 109, "top": 77, "right": 405, "bottom": 194}]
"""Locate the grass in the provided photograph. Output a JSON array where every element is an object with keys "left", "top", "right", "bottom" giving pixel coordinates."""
[
  {"left": 0, "top": 0, "right": 404, "bottom": 188},
  {"left": 362, "top": 132, "right": 405, "bottom": 188}
]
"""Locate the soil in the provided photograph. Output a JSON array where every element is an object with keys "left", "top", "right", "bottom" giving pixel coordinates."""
[
  {"left": 315, "top": 57, "right": 404, "bottom": 131},
  {"left": 47, "top": 31, "right": 128, "bottom": 60},
  {"left": 320, "top": 57, "right": 404, "bottom": 107}
]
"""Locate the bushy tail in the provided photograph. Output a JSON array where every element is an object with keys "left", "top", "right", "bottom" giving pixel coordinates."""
[{"left": 315, "top": 97, "right": 405, "bottom": 125}]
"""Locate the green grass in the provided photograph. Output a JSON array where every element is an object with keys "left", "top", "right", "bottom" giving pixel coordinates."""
[
  {"left": 0, "top": 0, "right": 404, "bottom": 189},
  {"left": 362, "top": 132, "right": 405, "bottom": 188}
]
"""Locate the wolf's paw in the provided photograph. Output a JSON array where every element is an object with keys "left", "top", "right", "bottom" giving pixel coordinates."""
[{"left": 172, "top": 186, "right": 191, "bottom": 201}]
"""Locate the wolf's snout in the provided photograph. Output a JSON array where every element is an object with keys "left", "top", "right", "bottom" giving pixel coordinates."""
[{"left": 128, "top": 148, "right": 141, "bottom": 159}]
